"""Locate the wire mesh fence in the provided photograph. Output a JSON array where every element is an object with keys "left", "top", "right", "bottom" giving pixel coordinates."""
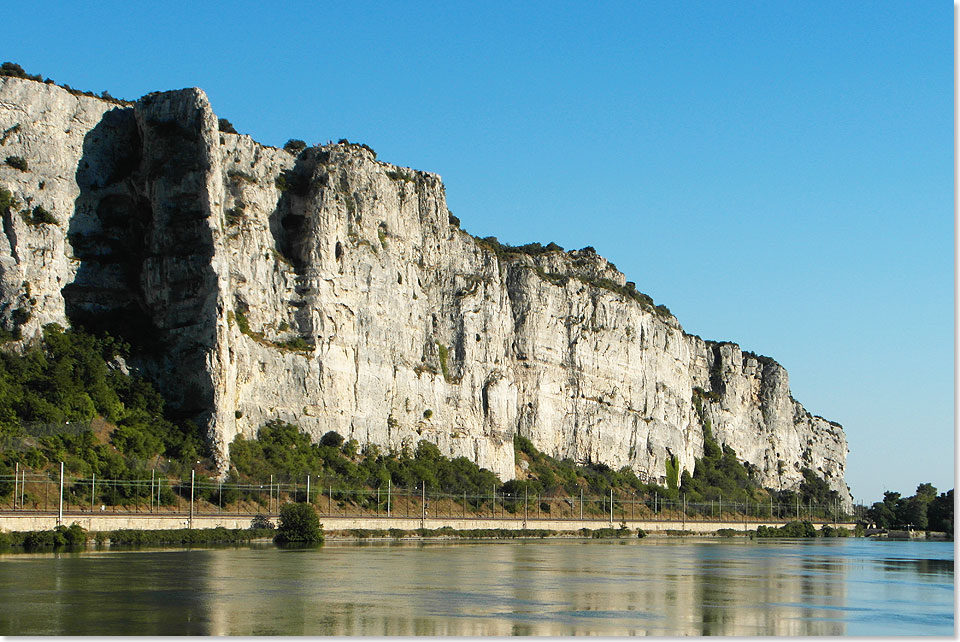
[{"left": 0, "top": 466, "right": 860, "bottom": 524}]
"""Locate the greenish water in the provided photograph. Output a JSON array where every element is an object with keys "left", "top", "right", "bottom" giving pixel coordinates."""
[{"left": 0, "top": 538, "right": 953, "bottom": 635}]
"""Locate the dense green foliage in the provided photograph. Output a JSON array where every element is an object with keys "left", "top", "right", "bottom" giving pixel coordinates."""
[
  {"left": 0, "top": 325, "right": 205, "bottom": 495},
  {"left": 108, "top": 527, "right": 274, "bottom": 545},
  {"left": 230, "top": 421, "right": 502, "bottom": 498},
  {"left": 283, "top": 139, "right": 307, "bottom": 154},
  {"left": 756, "top": 520, "right": 818, "bottom": 538},
  {"left": 508, "top": 433, "right": 672, "bottom": 500},
  {"left": 26, "top": 205, "right": 57, "bottom": 226},
  {"left": 5, "top": 156, "right": 27, "bottom": 171},
  {"left": 0, "top": 187, "right": 15, "bottom": 212},
  {"left": 678, "top": 422, "right": 767, "bottom": 505},
  {"left": 866, "top": 483, "right": 952, "bottom": 533},
  {"left": 275, "top": 502, "right": 323, "bottom": 543},
  {"left": 0, "top": 523, "right": 87, "bottom": 550}
]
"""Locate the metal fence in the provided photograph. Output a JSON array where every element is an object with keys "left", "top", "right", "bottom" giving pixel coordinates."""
[{"left": 0, "top": 463, "right": 860, "bottom": 525}]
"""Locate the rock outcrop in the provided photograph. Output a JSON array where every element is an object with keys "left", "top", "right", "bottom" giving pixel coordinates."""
[{"left": 0, "top": 77, "right": 852, "bottom": 507}]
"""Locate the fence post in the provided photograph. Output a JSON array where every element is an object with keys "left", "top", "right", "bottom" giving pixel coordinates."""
[{"left": 58, "top": 462, "right": 64, "bottom": 526}]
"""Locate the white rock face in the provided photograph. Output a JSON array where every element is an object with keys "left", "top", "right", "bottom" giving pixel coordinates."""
[{"left": 0, "top": 77, "right": 852, "bottom": 508}]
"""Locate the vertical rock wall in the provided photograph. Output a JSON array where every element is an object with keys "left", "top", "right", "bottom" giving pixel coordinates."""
[{"left": 0, "top": 77, "right": 852, "bottom": 508}]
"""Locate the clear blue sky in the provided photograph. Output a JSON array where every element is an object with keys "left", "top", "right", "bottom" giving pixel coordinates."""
[{"left": 4, "top": 1, "right": 952, "bottom": 503}]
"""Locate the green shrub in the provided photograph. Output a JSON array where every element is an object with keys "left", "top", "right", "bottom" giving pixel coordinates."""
[
  {"left": 276, "top": 336, "right": 312, "bottom": 352},
  {"left": 274, "top": 169, "right": 309, "bottom": 195},
  {"left": 320, "top": 431, "right": 344, "bottom": 448},
  {"left": 436, "top": 343, "right": 451, "bottom": 382},
  {"left": 283, "top": 139, "right": 306, "bottom": 154},
  {"left": 0, "top": 187, "right": 15, "bottom": 212},
  {"left": 28, "top": 205, "right": 57, "bottom": 226},
  {"left": 756, "top": 520, "right": 818, "bottom": 538},
  {"left": 225, "top": 205, "right": 244, "bottom": 226},
  {"left": 23, "top": 530, "right": 62, "bottom": 549},
  {"left": 275, "top": 502, "right": 323, "bottom": 543},
  {"left": 251, "top": 514, "right": 275, "bottom": 530},
  {"left": 0, "top": 62, "right": 41, "bottom": 81},
  {"left": 636, "top": 528, "right": 647, "bottom": 538},
  {"left": 59, "top": 523, "right": 87, "bottom": 545},
  {"left": 227, "top": 170, "right": 256, "bottom": 183},
  {"left": 234, "top": 311, "right": 250, "bottom": 335},
  {"left": 218, "top": 119, "right": 238, "bottom": 134},
  {"left": 5, "top": 156, "right": 27, "bottom": 171}
]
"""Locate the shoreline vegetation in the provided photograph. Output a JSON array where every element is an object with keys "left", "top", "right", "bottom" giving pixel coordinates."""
[{"left": 0, "top": 510, "right": 948, "bottom": 554}]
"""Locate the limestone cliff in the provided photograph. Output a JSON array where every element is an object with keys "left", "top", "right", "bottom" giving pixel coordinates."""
[{"left": 0, "top": 77, "right": 852, "bottom": 507}]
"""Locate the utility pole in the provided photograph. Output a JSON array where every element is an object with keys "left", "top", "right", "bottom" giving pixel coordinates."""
[
  {"left": 580, "top": 488, "right": 583, "bottom": 521},
  {"left": 387, "top": 479, "right": 391, "bottom": 517},
  {"left": 524, "top": 487, "right": 528, "bottom": 525},
  {"left": 58, "top": 462, "right": 64, "bottom": 526},
  {"left": 609, "top": 488, "right": 613, "bottom": 525},
  {"left": 91, "top": 473, "right": 96, "bottom": 513},
  {"left": 13, "top": 462, "right": 17, "bottom": 510},
  {"left": 189, "top": 468, "right": 195, "bottom": 529},
  {"left": 306, "top": 474, "right": 310, "bottom": 504}
]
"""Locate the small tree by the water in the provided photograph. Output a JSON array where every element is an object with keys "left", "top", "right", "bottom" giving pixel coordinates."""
[{"left": 275, "top": 502, "right": 323, "bottom": 543}]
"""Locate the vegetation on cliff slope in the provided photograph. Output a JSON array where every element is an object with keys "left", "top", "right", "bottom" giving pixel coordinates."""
[{"left": 0, "top": 325, "right": 206, "bottom": 498}]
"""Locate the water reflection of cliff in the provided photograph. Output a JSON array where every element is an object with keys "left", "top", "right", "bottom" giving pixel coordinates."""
[
  {"left": 198, "top": 540, "right": 849, "bottom": 636},
  {"left": 5, "top": 540, "right": 953, "bottom": 635}
]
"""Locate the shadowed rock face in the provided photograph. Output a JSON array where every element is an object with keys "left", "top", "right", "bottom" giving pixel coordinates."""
[{"left": 0, "top": 76, "right": 852, "bottom": 508}]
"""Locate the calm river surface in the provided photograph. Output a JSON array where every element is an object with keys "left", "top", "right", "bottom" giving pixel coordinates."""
[{"left": 0, "top": 537, "right": 953, "bottom": 636}]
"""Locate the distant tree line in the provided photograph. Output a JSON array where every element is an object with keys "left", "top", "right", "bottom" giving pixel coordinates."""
[{"left": 865, "top": 483, "right": 953, "bottom": 534}]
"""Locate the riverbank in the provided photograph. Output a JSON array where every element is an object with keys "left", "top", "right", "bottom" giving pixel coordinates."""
[
  {"left": 0, "top": 512, "right": 858, "bottom": 535},
  {"left": 2, "top": 519, "right": 904, "bottom": 554}
]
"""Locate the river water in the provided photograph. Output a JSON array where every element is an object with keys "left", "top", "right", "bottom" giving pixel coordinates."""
[{"left": 0, "top": 537, "right": 953, "bottom": 636}]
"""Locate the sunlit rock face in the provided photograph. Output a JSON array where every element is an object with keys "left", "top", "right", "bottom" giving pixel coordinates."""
[{"left": 0, "top": 77, "right": 852, "bottom": 508}]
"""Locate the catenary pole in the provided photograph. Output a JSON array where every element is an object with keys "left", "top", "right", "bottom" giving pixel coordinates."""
[
  {"left": 189, "top": 468, "right": 195, "bottom": 528},
  {"left": 58, "top": 462, "right": 64, "bottom": 526}
]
